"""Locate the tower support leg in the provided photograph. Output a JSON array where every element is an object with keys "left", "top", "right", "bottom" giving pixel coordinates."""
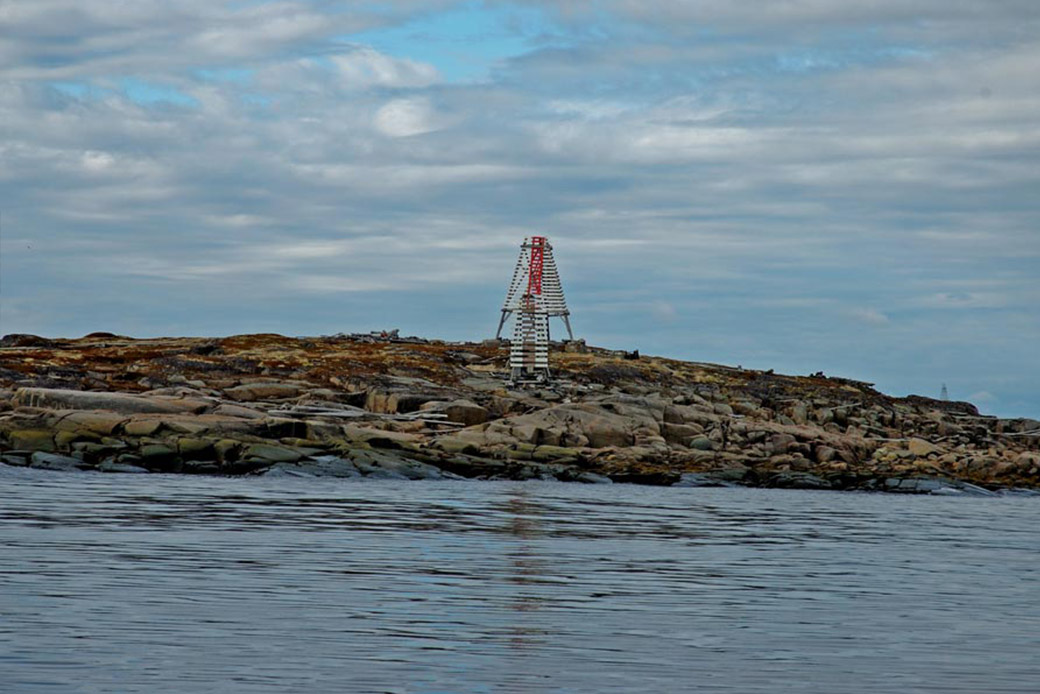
[
  {"left": 561, "top": 315, "right": 574, "bottom": 341},
  {"left": 495, "top": 310, "right": 511, "bottom": 340}
]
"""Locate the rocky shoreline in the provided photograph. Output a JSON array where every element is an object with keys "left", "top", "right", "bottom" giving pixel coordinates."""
[{"left": 1, "top": 332, "right": 1038, "bottom": 495}]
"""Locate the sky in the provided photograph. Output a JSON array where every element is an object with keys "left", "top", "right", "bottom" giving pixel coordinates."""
[{"left": 0, "top": 0, "right": 1038, "bottom": 418}]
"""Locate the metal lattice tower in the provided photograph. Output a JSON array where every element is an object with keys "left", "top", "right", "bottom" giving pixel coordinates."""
[
  {"left": 496, "top": 236, "right": 573, "bottom": 341},
  {"left": 941, "top": 383, "right": 949, "bottom": 401},
  {"left": 498, "top": 236, "right": 571, "bottom": 382}
]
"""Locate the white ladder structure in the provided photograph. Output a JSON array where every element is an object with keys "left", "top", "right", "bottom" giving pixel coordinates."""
[
  {"left": 497, "top": 236, "right": 572, "bottom": 383},
  {"left": 496, "top": 236, "right": 573, "bottom": 341}
]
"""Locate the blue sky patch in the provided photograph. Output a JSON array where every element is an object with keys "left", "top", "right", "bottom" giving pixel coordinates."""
[
  {"left": 50, "top": 81, "right": 91, "bottom": 99},
  {"left": 348, "top": 1, "right": 568, "bottom": 81},
  {"left": 121, "top": 79, "right": 198, "bottom": 107}
]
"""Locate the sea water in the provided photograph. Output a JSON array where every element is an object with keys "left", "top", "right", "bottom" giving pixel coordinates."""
[{"left": 1, "top": 466, "right": 1037, "bottom": 693}]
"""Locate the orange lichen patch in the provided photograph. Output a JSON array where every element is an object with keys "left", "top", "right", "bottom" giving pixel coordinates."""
[
  {"left": 4, "top": 331, "right": 1034, "bottom": 491},
  {"left": 0, "top": 334, "right": 507, "bottom": 391},
  {"left": 0, "top": 332, "right": 898, "bottom": 409}
]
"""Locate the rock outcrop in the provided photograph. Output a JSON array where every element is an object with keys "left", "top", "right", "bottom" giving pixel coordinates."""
[{"left": 0, "top": 332, "right": 1037, "bottom": 493}]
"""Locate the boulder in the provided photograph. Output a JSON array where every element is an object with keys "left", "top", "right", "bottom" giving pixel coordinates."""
[
  {"left": 531, "top": 445, "right": 583, "bottom": 463},
  {"left": 125, "top": 414, "right": 262, "bottom": 439},
  {"left": 1, "top": 451, "right": 30, "bottom": 467},
  {"left": 419, "top": 399, "right": 489, "bottom": 426},
  {"left": 570, "top": 471, "right": 613, "bottom": 484},
  {"left": 98, "top": 459, "right": 150, "bottom": 474},
  {"left": 13, "top": 388, "right": 211, "bottom": 415},
  {"left": 7, "top": 429, "right": 56, "bottom": 451},
  {"left": 213, "top": 439, "right": 241, "bottom": 463},
  {"left": 365, "top": 389, "right": 443, "bottom": 414},
  {"left": 278, "top": 456, "right": 362, "bottom": 478},
  {"left": 713, "top": 402, "right": 734, "bottom": 416},
  {"left": 303, "top": 420, "right": 344, "bottom": 441},
  {"left": 908, "top": 438, "right": 942, "bottom": 457},
  {"left": 177, "top": 438, "right": 216, "bottom": 461},
  {"left": 675, "top": 406, "right": 720, "bottom": 427},
  {"left": 55, "top": 429, "right": 100, "bottom": 448},
  {"left": 767, "top": 472, "right": 832, "bottom": 490},
  {"left": 123, "top": 419, "right": 164, "bottom": 437},
  {"left": 139, "top": 444, "right": 179, "bottom": 471},
  {"left": 163, "top": 419, "right": 209, "bottom": 435},
  {"left": 71, "top": 442, "right": 120, "bottom": 463},
  {"left": 433, "top": 433, "right": 484, "bottom": 456},
  {"left": 348, "top": 449, "right": 453, "bottom": 480},
  {"left": 0, "top": 334, "right": 55, "bottom": 348},
  {"left": 707, "top": 467, "right": 749, "bottom": 483},
  {"left": 30, "top": 452, "right": 86, "bottom": 471},
  {"left": 1015, "top": 451, "right": 1040, "bottom": 472},
  {"left": 662, "top": 422, "right": 703, "bottom": 445},
  {"left": 485, "top": 403, "right": 637, "bottom": 449},
  {"left": 766, "top": 433, "right": 797, "bottom": 456},
  {"left": 243, "top": 444, "right": 303, "bottom": 464},
  {"left": 814, "top": 445, "right": 839, "bottom": 463},
  {"left": 689, "top": 436, "right": 713, "bottom": 451},
  {"left": 790, "top": 402, "right": 809, "bottom": 425},
  {"left": 341, "top": 424, "right": 422, "bottom": 450},
  {"left": 212, "top": 403, "right": 267, "bottom": 419},
  {"left": 883, "top": 477, "right": 945, "bottom": 493},
  {"left": 731, "top": 400, "right": 760, "bottom": 417},
  {"left": 223, "top": 383, "right": 306, "bottom": 402},
  {"left": 55, "top": 411, "right": 127, "bottom": 435},
  {"left": 663, "top": 405, "right": 685, "bottom": 424}
]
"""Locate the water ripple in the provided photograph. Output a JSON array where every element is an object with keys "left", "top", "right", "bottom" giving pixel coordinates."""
[{"left": 1, "top": 468, "right": 1038, "bottom": 693}]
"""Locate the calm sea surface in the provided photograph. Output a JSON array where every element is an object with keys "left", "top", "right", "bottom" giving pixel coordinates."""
[{"left": 1, "top": 467, "right": 1037, "bottom": 694}]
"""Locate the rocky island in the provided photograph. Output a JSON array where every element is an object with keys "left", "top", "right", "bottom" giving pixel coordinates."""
[{"left": 1, "top": 331, "right": 1037, "bottom": 494}]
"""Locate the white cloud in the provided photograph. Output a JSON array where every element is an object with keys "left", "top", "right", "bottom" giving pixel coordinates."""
[
  {"left": 850, "top": 308, "right": 890, "bottom": 325},
  {"left": 1, "top": 1, "right": 1038, "bottom": 417},
  {"left": 650, "top": 300, "right": 678, "bottom": 322},
  {"left": 0, "top": 1, "right": 412, "bottom": 79},
  {"left": 374, "top": 98, "right": 441, "bottom": 137},
  {"left": 332, "top": 48, "right": 438, "bottom": 89},
  {"left": 599, "top": 0, "right": 1040, "bottom": 33},
  {"left": 969, "top": 390, "right": 998, "bottom": 404},
  {"left": 914, "top": 293, "right": 1011, "bottom": 310}
]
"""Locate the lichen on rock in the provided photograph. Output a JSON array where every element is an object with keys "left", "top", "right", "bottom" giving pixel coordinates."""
[{"left": 0, "top": 332, "right": 1036, "bottom": 492}]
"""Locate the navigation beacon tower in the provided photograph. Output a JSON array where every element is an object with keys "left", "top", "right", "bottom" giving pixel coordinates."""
[{"left": 496, "top": 236, "right": 573, "bottom": 382}]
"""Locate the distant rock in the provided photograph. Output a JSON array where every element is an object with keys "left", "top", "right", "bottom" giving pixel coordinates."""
[{"left": 1, "top": 334, "right": 55, "bottom": 348}]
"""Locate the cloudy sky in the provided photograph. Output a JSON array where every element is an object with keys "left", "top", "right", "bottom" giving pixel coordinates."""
[{"left": 1, "top": 1, "right": 1038, "bottom": 417}]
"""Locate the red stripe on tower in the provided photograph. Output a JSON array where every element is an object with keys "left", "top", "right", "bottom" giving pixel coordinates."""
[{"left": 528, "top": 235, "right": 545, "bottom": 295}]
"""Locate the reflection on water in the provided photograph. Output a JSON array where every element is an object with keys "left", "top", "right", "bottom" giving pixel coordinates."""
[
  {"left": 0, "top": 466, "right": 1038, "bottom": 693},
  {"left": 504, "top": 488, "right": 545, "bottom": 644}
]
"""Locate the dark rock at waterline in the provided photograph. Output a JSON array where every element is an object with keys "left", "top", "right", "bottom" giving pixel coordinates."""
[
  {"left": 766, "top": 472, "right": 834, "bottom": 490},
  {"left": 1, "top": 451, "right": 31, "bottom": 467},
  {"left": 673, "top": 473, "right": 734, "bottom": 488},
  {"left": 98, "top": 458, "right": 150, "bottom": 474},
  {"left": 30, "top": 451, "right": 88, "bottom": 471}
]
